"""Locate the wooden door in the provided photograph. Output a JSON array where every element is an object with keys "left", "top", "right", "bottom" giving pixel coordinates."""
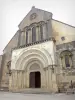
[{"left": 29, "top": 72, "right": 35, "bottom": 88}]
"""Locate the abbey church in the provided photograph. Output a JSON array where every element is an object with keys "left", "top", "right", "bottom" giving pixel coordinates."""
[{"left": 0, "top": 6, "right": 75, "bottom": 93}]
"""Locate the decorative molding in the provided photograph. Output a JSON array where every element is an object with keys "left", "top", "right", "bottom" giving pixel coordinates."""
[
  {"left": 56, "top": 41, "right": 75, "bottom": 51},
  {"left": 13, "top": 37, "right": 55, "bottom": 50},
  {"left": 67, "top": 71, "right": 75, "bottom": 76},
  {"left": 20, "top": 21, "right": 46, "bottom": 32},
  {"left": 30, "top": 13, "right": 37, "bottom": 20}
]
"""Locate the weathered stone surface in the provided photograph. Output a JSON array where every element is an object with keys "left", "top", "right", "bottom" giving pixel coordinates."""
[{"left": 1, "top": 7, "right": 75, "bottom": 93}]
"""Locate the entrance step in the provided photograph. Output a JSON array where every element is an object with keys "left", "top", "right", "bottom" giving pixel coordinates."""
[{"left": 14, "top": 88, "right": 51, "bottom": 94}]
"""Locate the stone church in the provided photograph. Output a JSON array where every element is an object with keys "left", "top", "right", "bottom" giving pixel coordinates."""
[{"left": 0, "top": 6, "right": 75, "bottom": 93}]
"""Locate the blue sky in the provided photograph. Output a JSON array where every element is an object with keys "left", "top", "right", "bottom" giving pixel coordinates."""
[{"left": 0, "top": 0, "right": 75, "bottom": 54}]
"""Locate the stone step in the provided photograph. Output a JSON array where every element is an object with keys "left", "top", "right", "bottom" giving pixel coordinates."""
[
  {"left": 66, "top": 88, "right": 75, "bottom": 94},
  {"left": 13, "top": 88, "right": 52, "bottom": 94},
  {"left": 0, "top": 87, "right": 9, "bottom": 91}
]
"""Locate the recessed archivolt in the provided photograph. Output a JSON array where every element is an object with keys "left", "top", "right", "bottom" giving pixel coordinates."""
[
  {"left": 21, "top": 55, "right": 46, "bottom": 70},
  {"left": 26, "top": 60, "right": 42, "bottom": 72},
  {"left": 15, "top": 48, "right": 52, "bottom": 70},
  {"left": 29, "top": 63, "right": 40, "bottom": 70},
  {"left": 16, "top": 53, "right": 46, "bottom": 70}
]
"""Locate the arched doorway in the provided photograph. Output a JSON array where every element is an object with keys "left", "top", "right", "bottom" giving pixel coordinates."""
[{"left": 29, "top": 71, "right": 41, "bottom": 88}]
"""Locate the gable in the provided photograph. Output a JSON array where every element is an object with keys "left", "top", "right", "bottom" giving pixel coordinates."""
[{"left": 18, "top": 7, "right": 52, "bottom": 30}]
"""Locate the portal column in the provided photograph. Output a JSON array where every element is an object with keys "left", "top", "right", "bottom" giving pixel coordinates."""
[
  {"left": 24, "top": 71, "right": 26, "bottom": 88},
  {"left": 48, "top": 66, "right": 53, "bottom": 91},
  {"left": 41, "top": 69, "right": 46, "bottom": 88},
  {"left": 16, "top": 71, "right": 18, "bottom": 89},
  {"left": 22, "top": 71, "right": 24, "bottom": 89},
  {"left": 20, "top": 71, "right": 22, "bottom": 89},
  {"left": 18, "top": 71, "right": 21, "bottom": 89},
  {"left": 17, "top": 71, "right": 19, "bottom": 89},
  {"left": 9, "top": 73, "right": 12, "bottom": 91},
  {"left": 26, "top": 71, "right": 29, "bottom": 88},
  {"left": 12, "top": 71, "right": 15, "bottom": 90},
  {"left": 14, "top": 71, "right": 17, "bottom": 90}
]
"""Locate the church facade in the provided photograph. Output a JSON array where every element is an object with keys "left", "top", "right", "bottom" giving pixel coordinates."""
[{"left": 0, "top": 7, "right": 75, "bottom": 92}]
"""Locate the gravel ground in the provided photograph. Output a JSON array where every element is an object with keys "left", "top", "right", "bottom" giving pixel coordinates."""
[{"left": 0, "top": 92, "right": 75, "bottom": 100}]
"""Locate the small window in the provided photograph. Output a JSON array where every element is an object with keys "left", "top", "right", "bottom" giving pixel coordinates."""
[{"left": 61, "top": 36, "right": 65, "bottom": 41}]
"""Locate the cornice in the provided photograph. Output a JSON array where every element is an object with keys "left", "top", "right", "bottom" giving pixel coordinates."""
[{"left": 12, "top": 37, "right": 55, "bottom": 51}]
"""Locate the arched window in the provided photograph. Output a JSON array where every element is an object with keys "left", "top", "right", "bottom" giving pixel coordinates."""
[
  {"left": 40, "top": 25, "right": 43, "bottom": 40},
  {"left": 26, "top": 31, "right": 28, "bottom": 44},
  {"left": 60, "top": 50, "right": 73, "bottom": 68},
  {"left": 20, "top": 32, "right": 24, "bottom": 46},
  {"left": 32, "top": 27, "right": 36, "bottom": 42}
]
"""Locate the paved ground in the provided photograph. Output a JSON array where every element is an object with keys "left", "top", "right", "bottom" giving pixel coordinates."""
[{"left": 0, "top": 92, "right": 75, "bottom": 100}]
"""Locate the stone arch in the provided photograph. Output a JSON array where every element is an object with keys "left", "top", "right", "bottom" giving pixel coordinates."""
[
  {"left": 15, "top": 48, "right": 52, "bottom": 70},
  {"left": 60, "top": 50, "right": 73, "bottom": 68},
  {"left": 27, "top": 60, "right": 43, "bottom": 88},
  {"left": 60, "top": 50, "right": 72, "bottom": 57},
  {"left": 29, "top": 63, "right": 40, "bottom": 71},
  {"left": 26, "top": 59, "right": 44, "bottom": 72}
]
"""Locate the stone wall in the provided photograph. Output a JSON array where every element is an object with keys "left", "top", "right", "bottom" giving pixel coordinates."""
[
  {"left": 55, "top": 41, "right": 75, "bottom": 90},
  {"left": 1, "top": 31, "right": 19, "bottom": 88},
  {"left": 0, "top": 55, "right": 2, "bottom": 70},
  {"left": 52, "top": 19, "right": 75, "bottom": 45},
  {"left": 0, "top": 55, "right": 2, "bottom": 86}
]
